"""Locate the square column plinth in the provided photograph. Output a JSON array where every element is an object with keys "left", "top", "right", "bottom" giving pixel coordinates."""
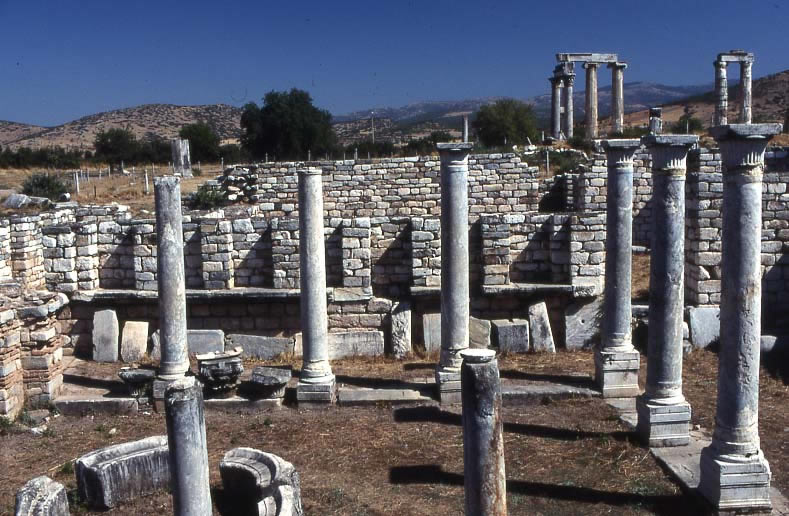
[
  {"left": 636, "top": 398, "right": 691, "bottom": 447},
  {"left": 699, "top": 448, "right": 772, "bottom": 512},
  {"left": 436, "top": 369, "right": 461, "bottom": 404},
  {"left": 594, "top": 349, "right": 640, "bottom": 398},
  {"left": 297, "top": 378, "right": 336, "bottom": 405}
]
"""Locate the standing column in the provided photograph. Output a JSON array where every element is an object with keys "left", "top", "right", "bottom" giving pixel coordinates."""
[
  {"left": 435, "top": 142, "right": 473, "bottom": 404},
  {"left": 740, "top": 59, "right": 753, "bottom": 123},
  {"left": 595, "top": 139, "right": 641, "bottom": 398},
  {"left": 609, "top": 62, "right": 627, "bottom": 134},
  {"left": 461, "top": 349, "right": 507, "bottom": 516},
  {"left": 463, "top": 115, "right": 469, "bottom": 143},
  {"left": 562, "top": 73, "right": 575, "bottom": 139},
  {"left": 549, "top": 77, "right": 562, "bottom": 140},
  {"left": 164, "top": 376, "right": 212, "bottom": 515},
  {"left": 699, "top": 123, "right": 782, "bottom": 512},
  {"left": 636, "top": 134, "right": 698, "bottom": 447},
  {"left": 155, "top": 177, "right": 189, "bottom": 380},
  {"left": 296, "top": 167, "right": 335, "bottom": 404},
  {"left": 584, "top": 63, "right": 599, "bottom": 139},
  {"left": 714, "top": 60, "right": 728, "bottom": 126}
]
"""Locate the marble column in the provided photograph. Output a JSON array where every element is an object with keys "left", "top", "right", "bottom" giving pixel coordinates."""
[
  {"left": 463, "top": 115, "right": 469, "bottom": 143},
  {"left": 296, "top": 167, "right": 335, "bottom": 404},
  {"left": 562, "top": 73, "right": 575, "bottom": 140},
  {"left": 584, "top": 63, "right": 599, "bottom": 139},
  {"left": 740, "top": 59, "right": 753, "bottom": 124},
  {"left": 461, "top": 349, "right": 507, "bottom": 516},
  {"left": 714, "top": 60, "right": 728, "bottom": 126},
  {"left": 549, "top": 77, "right": 562, "bottom": 140},
  {"left": 636, "top": 134, "right": 698, "bottom": 447},
  {"left": 595, "top": 139, "right": 641, "bottom": 398},
  {"left": 155, "top": 177, "right": 189, "bottom": 381},
  {"left": 435, "top": 142, "right": 473, "bottom": 404},
  {"left": 609, "top": 62, "right": 627, "bottom": 134},
  {"left": 699, "top": 123, "right": 782, "bottom": 512},
  {"left": 164, "top": 376, "right": 212, "bottom": 515}
]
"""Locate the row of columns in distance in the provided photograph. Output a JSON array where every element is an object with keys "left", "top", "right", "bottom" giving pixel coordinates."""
[
  {"left": 550, "top": 61, "right": 626, "bottom": 140},
  {"left": 714, "top": 52, "right": 754, "bottom": 126}
]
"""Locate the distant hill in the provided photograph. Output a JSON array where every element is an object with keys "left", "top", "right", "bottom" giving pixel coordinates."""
[{"left": 1, "top": 104, "right": 243, "bottom": 151}]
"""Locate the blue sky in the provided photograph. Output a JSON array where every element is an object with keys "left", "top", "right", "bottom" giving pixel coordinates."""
[{"left": 1, "top": 0, "right": 786, "bottom": 126}]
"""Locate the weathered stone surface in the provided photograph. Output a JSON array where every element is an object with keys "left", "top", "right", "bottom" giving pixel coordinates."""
[
  {"left": 391, "top": 301, "right": 412, "bottom": 358},
  {"left": 186, "top": 329, "right": 225, "bottom": 354},
  {"left": 564, "top": 298, "right": 603, "bottom": 350},
  {"left": 4, "top": 193, "right": 30, "bottom": 209},
  {"left": 492, "top": 319, "right": 529, "bottom": 353},
  {"left": 528, "top": 302, "right": 555, "bottom": 353},
  {"left": 220, "top": 448, "right": 303, "bottom": 516},
  {"left": 328, "top": 331, "right": 384, "bottom": 359},
  {"left": 92, "top": 310, "right": 119, "bottom": 362},
  {"left": 75, "top": 435, "right": 170, "bottom": 509},
  {"left": 469, "top": 318, "right": 491, "bottom": 349},
  {"left": 251, "top": 366, "right": 292, "bottom": 386},
  {"left": 120, "top": 321, "right": 148, "bottom": 363},
  {"left": 14, "top": 475, "right": 69, "bottom": 516},
  {"left": 423, "top": 313, "right": 441, "bottom": 353},
  {"left": 688, "top": 306, "right": 720, "bottom": 349},
  {"left": 424, "top": 314, "right": 490, "bottom": 353},
  {"left": 228, "top": 334, "right": 294, "bottom": 359}
]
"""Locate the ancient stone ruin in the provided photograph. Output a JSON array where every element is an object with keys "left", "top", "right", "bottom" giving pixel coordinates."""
[{"left": 5, "top": 49, "right": 788, "bottom": 514}]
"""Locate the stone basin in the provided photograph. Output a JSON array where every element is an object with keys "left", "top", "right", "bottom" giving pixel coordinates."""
[
  {"left": 117, "top": 367, "right": 156, "bottom": 398},
  {"left": 196, "top": 347, "right": 244, "bottom": 398}
]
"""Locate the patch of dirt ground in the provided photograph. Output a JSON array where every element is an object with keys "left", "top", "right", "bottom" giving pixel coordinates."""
[{"left": 1, "top": 350, "right": 786, "bottom": 515}]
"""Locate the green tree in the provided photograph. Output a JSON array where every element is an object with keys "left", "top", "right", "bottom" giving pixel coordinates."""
[
  {"left": 22, "top": 173, "right": 67, "bottom": 200},
  {"left": 179, "top": 122, "right": 220, "bottom": 162},
  {"left": 94, "top": 128, "right": 139, "bottom": 163},
  {"left": 472, "top": 99, "right": 538, "bottom": 148},
  {"left": 241, "top": 88, "right": 337, "bottom": 160},
  {"left": 670, "top": 113, "right": 704, "bottom": 134}
]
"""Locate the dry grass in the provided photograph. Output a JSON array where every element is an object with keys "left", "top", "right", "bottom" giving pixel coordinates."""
[{"left": 632, "top": 253, "right": 650, "bottom": 302}]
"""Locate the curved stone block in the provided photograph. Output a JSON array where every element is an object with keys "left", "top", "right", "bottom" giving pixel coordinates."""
[
  {"left": 75, "top": 435, "right": 169, "bottom": 509},
  {"left": 220, "top": 447, "right": 303, "bottom": 516},
  {"left": 14, "top": 476, "right": 69, "bottom": 516}
]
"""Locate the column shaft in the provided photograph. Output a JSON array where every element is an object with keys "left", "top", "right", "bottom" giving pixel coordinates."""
[
  {"left": 562, "top": 75, "right": 575, "bottom": 139},
  {"left": 637, "top": 135, "right": 697, "bottom": 447},
  {"left": 463, "top": 115, "right": 469, "bottom": 143},
  {"left": 297, "top": 168, "right": 333, "bottom": 384},
  {"left": 164, "top": 376, "right": 212, "bottom": 515},
  {"left": 699, "top": 123, "right": 781, "bottom": 512},
  {"left": 438, "top": 143, "right": 472, "bottom": 371},
  {"left": 714, "top": 61, "right": 728, "bottom": 126},
  {"left": 584, "top": 63, "right": 599, "bottom": 139},
  {"left": 596, "top": 139, "right": 641, "bottom": 398},
  {"left": 740, "top": 60, "right": 753, "bottom": 123},
  {"left": 550, "top": 78, "right": 561, "bottom": 140},
  {"left": 610, "top": 63, "right": 626, "bottom": 134},
  {"left": 155, "top": 177, "right": 189, "bottom": 380},
  {"left": 461, "top": 349, "right": 507, "bottom": 516}
]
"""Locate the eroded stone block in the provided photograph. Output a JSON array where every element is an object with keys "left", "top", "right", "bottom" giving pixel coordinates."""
[
  {"left": 120, "top": 321, "right": 148, "bottom": 363},
  {"left": 14, "top": 475, "right": 69, "bottom": 516},
  {"left": 92, "top": 310, "right": 119, "bottom": 362},
  {"left": 528, "top": 302, "right": 555, "bottom": 353},
  {"left": 492, "top": 319, "right": 529, "bottom": 353}
]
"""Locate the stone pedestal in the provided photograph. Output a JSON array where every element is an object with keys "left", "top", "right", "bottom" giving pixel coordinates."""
[
  {"left": 295, "top": 168, "right": 335, "bottom": 404},
  {"left": 609, "top": 63, "right": 627, "bottom": 134},
  {"left": 584, "top": 63, "right": 598, "bottom": 139},
  {"left": 596, "top": 139, "right": 640, "bottom": 398},
  {"left": 435, "top": 143, "right": 473, "bottom": 404},
  {"left": 698, "top": 123, "right": 782, "bottom": 513},
  {"left": 636, "top": 134, "right": 697, "bottom": 447}
]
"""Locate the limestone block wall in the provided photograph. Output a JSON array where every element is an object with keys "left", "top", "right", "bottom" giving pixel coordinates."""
[
  {"left": 410, "top": 217, "right": 441, "bottom": 288},
  {"left": 10, "top": 216, "right": 45, "bottom": 289},
  {"left": 0, "top": 308, "right": 22, "bottom": 419},
  {"left": 0, "top": 220, "right": 13, "bottom": 281}
]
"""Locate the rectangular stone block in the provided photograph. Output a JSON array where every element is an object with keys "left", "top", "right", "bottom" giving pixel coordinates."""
[
  {"left": 228, "top": 334, "right": 293, "bottom": 359},
  {"left": 528, "top": 301, "right": 555, "bottom": 353},
  {"left": 492, "top": 319, "right": 529, "bottom": 353},
  {"left": 564, "top": 298, "right": 603, "bottom": 350},
  {"left": 328, "top": 331, "right": 384, "bottom": 359},
  {"left": 92, "top": 309, "right": 119, "bottom": 362},
  {"left": 120, "top": 321, "right": 148, "bottom": 363},
  {"left": 636, "top": 398, "right": 691, "bottom": 447}
]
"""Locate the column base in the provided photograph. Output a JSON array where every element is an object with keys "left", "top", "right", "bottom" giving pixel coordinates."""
[
  {"left": 699, "top": 447, "right": 772, "bottom": 513},
  {"left": 297, "top": 377, "right": 336, "bottom": 406},
  {"left": 594, "top": 348, "right": 640, "bottom": 398},
  {"left": 636, "top": 396, "right": 691, "bottom": 447},
  {"left": 435, "top": 368, "right": 461, "bottom": 405}
]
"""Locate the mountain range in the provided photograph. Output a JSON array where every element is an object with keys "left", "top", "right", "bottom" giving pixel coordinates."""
[{"left": 1, "top": 71, "right": 786, "bottom": 151}]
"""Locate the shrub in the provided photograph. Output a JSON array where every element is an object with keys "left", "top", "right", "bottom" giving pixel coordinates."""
[
  {"left": 189, "top": 185, "right": 225, "bottom": 210},
  {"left": 21, "top": 173, "right": 68, "bottom": 200}
]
